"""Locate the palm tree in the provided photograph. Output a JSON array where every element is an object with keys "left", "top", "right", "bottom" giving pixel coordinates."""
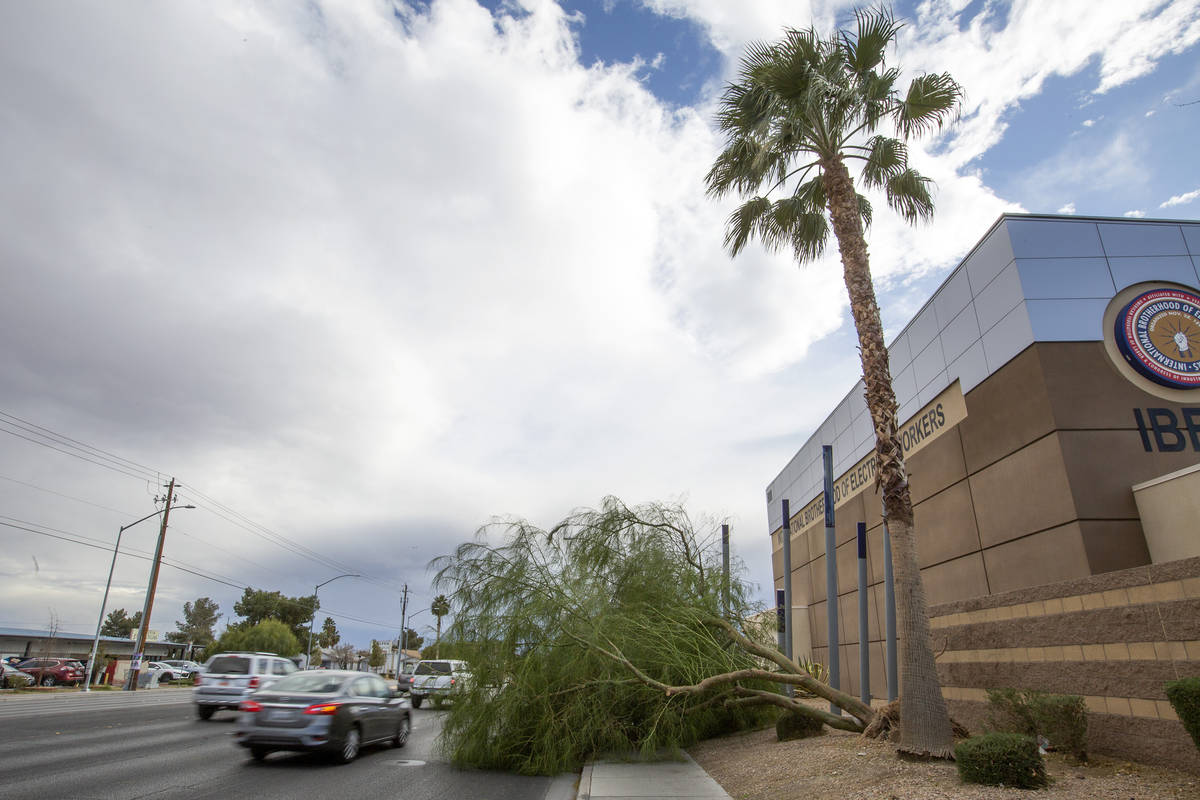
[
  {"left": 705, "top": 7, "right": 962, "bottom": 758},
  {"left": 431, "top": 594, "right": 451, "bottom": 659}
]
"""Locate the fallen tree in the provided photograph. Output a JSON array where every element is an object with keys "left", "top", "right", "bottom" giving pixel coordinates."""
[{"left": 431, "top": 496, "right": 879, "bottom": 774}]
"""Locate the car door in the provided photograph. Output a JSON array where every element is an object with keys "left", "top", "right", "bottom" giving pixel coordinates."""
[
  {"left": 347, "top": 677, "right": 384, "bottom": 741},
  {"left": 368, "top": 675, "right": 400, "bottom": 732}
]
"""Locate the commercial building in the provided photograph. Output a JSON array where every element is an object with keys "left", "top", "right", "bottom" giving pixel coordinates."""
[{"left": 767, "top": 213, "right": 1200, "bottom": 768}]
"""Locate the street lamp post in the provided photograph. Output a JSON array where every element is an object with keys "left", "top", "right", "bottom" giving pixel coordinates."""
[
  {"left": 85, "top": 502, "right": 195, "bottom": 692},
  {"left": 306, "top": 573, "right": 360, "bottom": 667}
]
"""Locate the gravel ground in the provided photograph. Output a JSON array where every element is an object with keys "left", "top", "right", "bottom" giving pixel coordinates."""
[{"left": 689, "top": 725, "right": 1200, "bottom": 800}]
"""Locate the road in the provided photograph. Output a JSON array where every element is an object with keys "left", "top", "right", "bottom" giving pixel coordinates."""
[{"left": 0, "top": 689, "right": 576, "bottom": 800}]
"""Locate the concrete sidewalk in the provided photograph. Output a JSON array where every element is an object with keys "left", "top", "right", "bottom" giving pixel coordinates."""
[{"left": 576, "top": 754, "right": 731, "bottom": 800}]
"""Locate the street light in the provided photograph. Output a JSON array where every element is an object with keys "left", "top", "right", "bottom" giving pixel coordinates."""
[
  {"left": 85, "top": 504, "right": 195, "bottom": 692},
  {"left": 306, "top": 573, "right": 360, "bottom": 666}
]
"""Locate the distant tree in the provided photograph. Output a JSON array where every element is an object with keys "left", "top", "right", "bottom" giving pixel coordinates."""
[
  {"left": 308, "top": 646, "right": 322, "bottom": 668},
  {"left": 399, "top": 627, "right": 424, "bottom": 653},
  {"left": 331, "top": 643, "right": 356, "bottom": 669},
  {"left": 232, "top": 587, "right": 317, "bottom": 643},
  {"left": 369, "top": 640, "right": 385, "bottom": 669},
  {"left": 166, "top": 597, "right": 221, "bottom": 647},
  {"left": 317, "top": 617, "right": 340, "bottom": 650},
  {"left": 210, "top": 619, "right": 300, "bottom": 658},
  {"left": 100, "top": 609, "right": 142, "bottom": 638},
  {"left": 431, "top": 595, "right": 451, "bottom": 658}
]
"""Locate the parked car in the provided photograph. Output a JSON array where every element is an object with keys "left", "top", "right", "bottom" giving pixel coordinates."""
[
  {"left": 408, "top": 659, "right": 470, "bottom": 708},
  {"left": 147, "top": 662, "right": 181, "bottom": 682},
  {"left": 234, "top": 669, "right": 410, "bottom": 763},
  {"left": 193, "top": 652, "right": 297, "bottom": 719},
  {"left": 15, "top": 658, "right": 85, "bottom": 687},
  {"left": 395, "top": 661, "right": 417, "bottom": 694},
  {"left": 0, "top": 662, "right": 35, "bottom": 688},
  {"left": 161, "top": 659, "right": 203, "bottom": 678}
]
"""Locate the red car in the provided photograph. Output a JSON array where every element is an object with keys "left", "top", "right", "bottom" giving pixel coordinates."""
[{"left": 16, "top": 658, "right": 85, "bottom": 687}]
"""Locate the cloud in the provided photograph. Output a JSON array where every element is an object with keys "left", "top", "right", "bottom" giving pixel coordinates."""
[
  {"left": 1082, "top": 119, "right": 1095, "bottom": 127},
  {"left": 1124, "top": 209, "right": 1147, "bottom": 217},
  {"left": 1161, "top": 188, "right": 1200, "bottom": 208},
  {"left": 1057, "top": 202, "right": 1077, "bottom": 214}
]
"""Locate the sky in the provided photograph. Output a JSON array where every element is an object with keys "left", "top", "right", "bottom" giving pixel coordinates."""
[{"left": 2, "top": 0, "right": 1199, "bottom": 654}]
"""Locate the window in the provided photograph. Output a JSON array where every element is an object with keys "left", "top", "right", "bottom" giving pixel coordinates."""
[
  {"left": 206, "top": 656, "right": 251, "bottom": 675},
  {"left": 414, "top": 661, "right": 451, "bottom": 675},
  {"left": 271, "top": 660, "right": 291, "bottom": 675}
]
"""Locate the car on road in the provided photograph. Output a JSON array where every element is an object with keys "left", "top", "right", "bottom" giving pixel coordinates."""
[
  {"left": 1, "top": 662, "right": 35, "bottom": 688},
  {"left": 161, "top": 659, "right": 203, "bottom": 679},
  {"left": 408, "top": 659, "right": 470, "bottom": 708},
  {"left": 395, "top": 661, "right": 417, "bottom": 694},
  {"left": 234, "top": 669, "right": 410, "bottom": 763},
  {"left": 193, "top": 652, "right": 297, "bottom": 719},
  {"left": 15, "top": 658, "right": 86, "bottom": 687}
]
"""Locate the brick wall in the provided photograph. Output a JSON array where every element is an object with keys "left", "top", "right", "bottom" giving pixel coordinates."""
[{"left": 929, "top": 556, "right": 1200, "bottom": 772}]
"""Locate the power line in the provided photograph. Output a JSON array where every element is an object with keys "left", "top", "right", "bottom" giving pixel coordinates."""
[
  {"left": 2, "top": 518, "right": 399, "bottom": 632},
  {"left": 0, "top": 411, "right": 163, "bottom": 482},
  {"left": 0, "top": 409, "right": 409, "bottom": 598}
]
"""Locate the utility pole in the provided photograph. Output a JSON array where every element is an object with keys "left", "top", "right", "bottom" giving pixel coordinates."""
[
  {"left": 127, "top": 478, "right": 177, "bottom": 691},
  {"left": 398, "top": 584, "right": 409, "bottom": 664}
]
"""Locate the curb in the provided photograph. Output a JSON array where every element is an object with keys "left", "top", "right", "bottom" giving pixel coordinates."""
[{"left": 575, "top": 762, "right": 593, "bottom": 800}]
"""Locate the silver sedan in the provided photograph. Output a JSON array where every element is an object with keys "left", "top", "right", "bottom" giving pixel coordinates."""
[{"left": 233, "top": 670, "right": 411, "bottom": 764}]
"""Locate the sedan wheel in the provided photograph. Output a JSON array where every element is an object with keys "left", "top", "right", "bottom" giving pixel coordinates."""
[
  {"left": 40, "top": 675, "right": 55, "bottom": 687},
  {"left": 250, "top": 747, "right": 270, "bottom": 762},
  {"left": 410, "top": 696, "right": 423, "bottom": 709},
  {"left": 335, "top": 726, "right": 361, "bottom": 764},
  {"left": 393, "top": 716, "right": 410, "bottom": 748}
]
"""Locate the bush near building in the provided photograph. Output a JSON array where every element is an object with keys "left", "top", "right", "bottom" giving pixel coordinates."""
[
  {"left": 1165, "top": 677, "right": 1200, "bottom": 752},
  {"left": 955, "top": 731, "right": 1047, "bottom": 789},
  {"left": 985, "top": 687, "right": 1088, "bottom": 762}
]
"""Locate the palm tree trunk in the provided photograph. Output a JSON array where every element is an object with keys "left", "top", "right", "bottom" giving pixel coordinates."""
[
  {"left": 435, "top": 617, "right": 442, "bottom": 659},
  {"left": 821, "top": 156, "right": 955, "bottom": 758}
]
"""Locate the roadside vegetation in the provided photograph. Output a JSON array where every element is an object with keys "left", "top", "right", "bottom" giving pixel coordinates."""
[{"left": 430, "top": 497, "right": 878, "bottom": 775}]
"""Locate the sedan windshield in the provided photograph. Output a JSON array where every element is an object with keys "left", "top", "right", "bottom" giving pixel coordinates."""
[{"left": 267, "top": 672, "right": 348, "bottom": 694}]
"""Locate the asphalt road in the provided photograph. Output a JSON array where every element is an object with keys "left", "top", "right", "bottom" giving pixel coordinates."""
[{"left": 0, "top": 688, "right": 576, "bottom": 800}]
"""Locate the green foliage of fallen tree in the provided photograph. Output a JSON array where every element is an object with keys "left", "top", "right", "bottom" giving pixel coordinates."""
[{"left": 431, "top": 497, "right": 875, "bottom": 775}]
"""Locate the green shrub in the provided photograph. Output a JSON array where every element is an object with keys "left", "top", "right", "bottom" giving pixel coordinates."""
[
  {"left": 775, "top": 710, "right": 825, "bottom": 741},
  {"left": 1165, "top": 677, "right": 1200, "bottom": 752},
  {"left": 955, "top": 732, "right": 1047, "bottom": 789},
  {"left": 986, "top": 687, "right": 1088, "bottom": 761}
]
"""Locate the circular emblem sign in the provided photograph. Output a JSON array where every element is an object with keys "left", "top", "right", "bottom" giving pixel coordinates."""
[{"left": 1114, "top": 287, "right": 1200, "bottom": 389}]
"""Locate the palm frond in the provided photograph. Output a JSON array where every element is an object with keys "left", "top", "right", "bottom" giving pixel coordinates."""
[
  {"left": 842, "top": 5, "right": 902, "bottom": 76},
  {"left": 857, "top": 193, "right": 873, "bottom": 230},
  {"left": 792, "top": 175, "right": 827, "bottom": 214},
  {"left": 859, "top": 135, "right": 907, "bottom": 189},
  {"left": 788, "top": 213, "right": 830, "bottom": 263},
  {"left": 895, "top": 72, "right": 963, "bottom": 139},
  {"left": 723, "top": 197, "right": 774, "bottom": 256},
  {"left": 884, "top": 168, "right": 935, "bottom": 223},
  {"left": 705, "top": 137, "right": 777, "bottom": 198}
]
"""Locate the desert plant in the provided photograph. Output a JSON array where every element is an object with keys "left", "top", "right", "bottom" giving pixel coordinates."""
[
  {"left": 955, "top": 732, "right": 1047, "bottom": 789},
  {"left": 986, "top": 687, "right": 1087, "bottom": 761},
  {"left": 1165, "top": 676, "right": 1200, "bottom": 752},
  {"left": 776, "top": 710, "right": 824, "bottom": 741}
]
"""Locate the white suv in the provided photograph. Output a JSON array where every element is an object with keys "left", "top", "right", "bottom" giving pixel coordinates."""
[
  {"left": 409, "top": 659, "right": 470, "bottom": 708},
  {"left": 193, "top": 652, "right": 297, "bottom": 720}
]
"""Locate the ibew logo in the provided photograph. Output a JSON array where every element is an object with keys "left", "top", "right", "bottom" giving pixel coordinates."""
[{"left": 1133, "top": 408, "right": 1200, "bottom": 452}]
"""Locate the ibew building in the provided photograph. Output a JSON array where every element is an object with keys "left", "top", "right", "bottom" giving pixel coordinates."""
[{"left": 767, "top": 213, "right": 1200, "bottom": 770}]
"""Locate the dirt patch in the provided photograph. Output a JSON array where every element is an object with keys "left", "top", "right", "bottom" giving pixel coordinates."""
[{"left": 689, "top": 725, "right": 1199, "bottom": 800}]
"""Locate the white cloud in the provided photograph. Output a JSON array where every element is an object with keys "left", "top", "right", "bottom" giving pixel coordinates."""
[
  {"left": 1057, "top": 202, "right": 1077, "bottom": 214},
  {"left": 1, "top": 0, "right": 1197, "bottom": 641},
  {"left": 1082, "top": 119, "right": 1095, "bottom": 127},
  {"left": 1161, "top": 188, "right": 1200, "bottom": 208},
  {"left": 1124, "top": 209, "right": 1148, "bottom": 217}
]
